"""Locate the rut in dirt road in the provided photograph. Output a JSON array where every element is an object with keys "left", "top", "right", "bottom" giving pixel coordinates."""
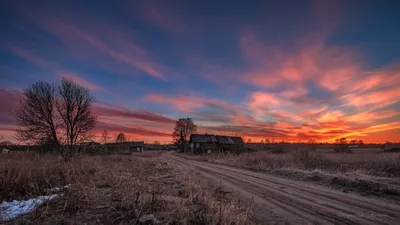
[{"left": 166, "top": 154, "right": 400, "bottom": 225}]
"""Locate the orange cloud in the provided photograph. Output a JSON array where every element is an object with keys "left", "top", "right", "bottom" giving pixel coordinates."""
[
  {"left": 345, "top": 110, "right": 398, "bottom": 123},
  {"left": 316, "top": 111, "right": 343, "bottom": 122},
  {"left": 343, "top": 87, "right": 400, "bottom": 109},
  {"left": 248, "top": 92, "right": 281, "bottom": 117}
]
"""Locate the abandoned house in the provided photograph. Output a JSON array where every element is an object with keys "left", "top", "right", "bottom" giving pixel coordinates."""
[
  {"left": 105, "top": 141, "right": 145, "bottom": 154},
  {"left": 189, "top": 134, "right": 218, "bottom": 154},
  {"left": 189, "top": 134, "right": 246, "bottom": 154},
  {"left": 215, "top": 135, "right": 245, "bottom": 153}
]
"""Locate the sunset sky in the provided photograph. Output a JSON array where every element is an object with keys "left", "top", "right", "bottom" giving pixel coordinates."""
[{"left": 1, "top": 0, "right": 400, "bottom": 144}]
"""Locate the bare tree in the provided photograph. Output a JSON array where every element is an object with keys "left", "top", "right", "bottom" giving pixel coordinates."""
[
  {"left": 13, "top": 78, "right": 97, "bottom": 158},
  {"left": 172, "top": 118, "right": 197, "bottom": 152},
  {"left": 116, "top": 133, "right": 126, "bottom": 143},
  {"left": 154, "top": 140, "right": 160, "bottom": 145},
  {"left": 57, "top": 78, "right": 97, "bottom": 156},
  {"left": 101, "top": 130, "right": 109, "bottom": 144},
  {"left": 14, "top": 81, "right": 60, "bottom": 145},
  {"left": 246, "top": 138, "right": 252, "bottom": 143}
]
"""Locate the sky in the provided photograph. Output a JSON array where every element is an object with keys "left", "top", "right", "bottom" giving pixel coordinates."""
[{"left": 1, "top": 0, "right": 400, "bottom": 144}]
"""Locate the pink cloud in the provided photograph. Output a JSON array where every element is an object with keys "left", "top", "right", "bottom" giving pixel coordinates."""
[
  {"left": 144, "top": 93, "right": 234, "bottom": 114},
  {"left": 58, "top": 72, "right": 103, "bottom": 91},
  {"left": 94, "top": 103, "right": 175, "bottom": 124},
  {"left": 9, "top": 46, "right": 106, "bottom": 92},
  {"left": 135, "top": 0, "right": 188, "bottom": 35},
  {"left": 15, "top": 7, "right": 169, "bottom": 81},
  {"left": 239, "top": 31, "right": 363, "bottom": 90},
  {"left": 8, "top": 46, "right": 59, "bottom": 70}
]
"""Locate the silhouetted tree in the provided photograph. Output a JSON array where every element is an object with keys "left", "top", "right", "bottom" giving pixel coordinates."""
[
  {"left": 172, "top": 118, "right": 197, "bottom": 152},
  {"left": 335, "top": 137, "right": 348, "bottom": 144},
  {"left": 265, "top": 139, "right": 271, "bottom": 144},
  {"left": 14, "top": 81, "right": 59, "bottom": 145},
  {"left": 101, "top": 130, "right": 109, "bottom": 144},
  {"left": 14, "top": 78, "right": 97, "bottom": 158},
  {"left": 350, "top": 139, "right": 357, "bottom": 144},
  {"left": 358, "top": 140, "right": 364, "bottom": 145},
  {"left": 154, "top": 140, "right": 160, "bottom": 145},
  {"left": 116, "top": 133, "right": 126, "bottom": 143},
  {"left": 247, "top": 138, "right": 252, "bottom": 143},
  {"left": 57, "top": 78, "right": 97, "bottom": 157}
]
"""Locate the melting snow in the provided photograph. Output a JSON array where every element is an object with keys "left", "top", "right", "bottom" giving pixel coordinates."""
[
  {"left": 0, "top": 184, "right": 70, "bottom": 222},
  {"left": 0, "top": 194, "right": 59, "bottom": 222}
]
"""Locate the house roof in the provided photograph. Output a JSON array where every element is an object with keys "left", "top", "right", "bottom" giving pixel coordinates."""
[
  {"left": 190, "top": 134, "right": 217, "bottom": 143},
  {"left": 215, "top": 135, "right": 244, "bottom": 145},
  {"left": 230, "top": 136, "right": 245, "bottom": 145},
  {"left": 190, "top": 134, "right": 244, "bottom": 145},
  {"left": 215, "top": 135, "right": 235, "bottom": 144}
]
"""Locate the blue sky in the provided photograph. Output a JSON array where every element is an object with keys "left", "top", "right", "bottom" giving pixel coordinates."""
[{"left": 1, "top": 0, "right": 400, "bottom": 143}]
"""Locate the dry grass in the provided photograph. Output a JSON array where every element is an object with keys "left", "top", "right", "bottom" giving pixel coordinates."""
[
  {"left": 178, "top": 150, "right": 400, "bottom": 197},
  {"left": 0, "top": 152, "right": 252, "bottom": 224},
  {"left": 187, "top": 151, "right": 400, "bottom": 177}
]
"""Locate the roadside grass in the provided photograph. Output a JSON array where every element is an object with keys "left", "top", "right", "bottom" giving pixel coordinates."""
[
  {"left": 0, "top": 152, "right": 252, "bottom": 224},
  {"left": 186, "top": 150, "right": 400, "bottom": 177},
  {"left": 179, "top": 150, "right": 400, "bottom": 197}
]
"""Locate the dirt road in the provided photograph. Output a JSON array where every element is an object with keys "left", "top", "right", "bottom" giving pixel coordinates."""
[{"left": 166, "top": 154, "right": 400, "bottom": 225}]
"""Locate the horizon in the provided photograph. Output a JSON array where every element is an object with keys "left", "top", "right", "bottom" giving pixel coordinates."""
[{"left": 1, "top": 0, "right": 400, "bottom": 144}]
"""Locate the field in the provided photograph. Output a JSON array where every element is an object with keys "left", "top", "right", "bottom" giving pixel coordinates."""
[
  {"left": 0, "top": 151, "right": 251, "bottom": 224},
  {"left": 181, "top": 145, "right": 400, "bottom": 197},
  {"left": 2, "top": 145, "right": 400, "bottom": 224}
]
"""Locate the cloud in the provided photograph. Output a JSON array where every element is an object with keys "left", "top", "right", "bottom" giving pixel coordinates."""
[
  {"left": 58, "top": 72, "right": 103, "bottom": 91},
  {"left": 34, "top": 12, "right": 166, "bottom": 80},
  {"left": 9, "top": 46, "right": 105, "bottom": 92},
  {"left": 94, "top": 103, "right": 175, "bottom": 124},
  {"left": 239, "top": 30, "right": 363, "bottom": 91},
  {"left": 94, "top": 122, "right": 170, "bottom": 137},
  {"left": 134, "top": 0, "right": 188, "bottom": 35},
  {"left": 144, "top": 93, "right": 235, "bottom": 114}
]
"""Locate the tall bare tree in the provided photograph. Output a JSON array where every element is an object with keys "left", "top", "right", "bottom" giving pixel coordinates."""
[
  {"left": 14, "top": 78, "right": 97, "bottom": 158},
  {"left": 14, "top": 81, "right": 59, "bottom": 145},
  {"left": 172, "top": 118, "right": 197, "bottom": 152},
  {"left": 57, "top": 78, "right": 97, "bottom": 155}
]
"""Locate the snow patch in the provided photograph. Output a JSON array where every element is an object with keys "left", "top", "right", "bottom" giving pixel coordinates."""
[{"left": 0, "top": 194, "right": 59, "bottom": 222}]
